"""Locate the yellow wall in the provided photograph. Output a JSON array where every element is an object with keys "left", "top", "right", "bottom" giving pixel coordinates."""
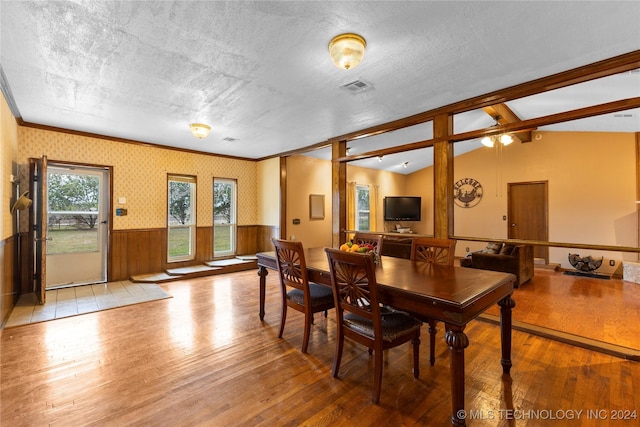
[
  {"left": 285, "top": 155, "right": 409, "bottom": 248},
  {"left": 405, "top": 166, "right": 435, "bottom": 235},
  {"left": 288, "top": 131, "right": 636, "bottom": 269},
  {"left": 1, "top": 92, "right": 19, "bottom": 240},
  {"left": 286, "top": 155, "right": 332, "bottom": 248},
  {"left": 17, "top": 128, "right": 258, "bottom": 230},
  {"left": 347, "top": 163, "right": 408, "bottom": 232},
  {"left": 452, "top": 130, "right": 636, "bottom": 268},
  {"left": 256, "top": 157, "right": 280, "bottom": 226}
]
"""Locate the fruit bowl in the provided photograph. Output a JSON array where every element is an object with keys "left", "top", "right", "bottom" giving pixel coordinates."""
[{"left": 339, "top": 242, "right": 380, "bottom": 264}]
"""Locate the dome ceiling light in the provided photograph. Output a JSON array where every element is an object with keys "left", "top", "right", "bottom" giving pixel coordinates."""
[
  {"left": 190, "top": 123, "right": 211, "bottom": 139},
  {"left": 328, "top": 33, "right": 366, "bottom": 70}
]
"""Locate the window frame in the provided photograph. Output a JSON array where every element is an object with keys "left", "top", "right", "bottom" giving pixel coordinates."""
[
  {"left": 167, "top": 174, "right": 197, "bottom": 263},
  {"left": 213, "top": 177, "right": 237, "bottom": 258}
]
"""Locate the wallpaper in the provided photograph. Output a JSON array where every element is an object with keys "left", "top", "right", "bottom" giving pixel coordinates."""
[
  {"left": 17, "top": 127, "right": 258, "bottom": 230},
  {"left": 1, "top": 94, "right": 19, "bottom": 240}
]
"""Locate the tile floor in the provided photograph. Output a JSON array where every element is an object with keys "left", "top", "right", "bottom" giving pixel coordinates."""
[{"left": 5, "top": 281, "right": 171, "bottom": 328}]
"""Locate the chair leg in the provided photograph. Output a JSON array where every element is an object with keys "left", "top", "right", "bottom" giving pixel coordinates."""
[
  {"left": 278, "top": 303, "right": 287, "bottom": 339},
  {"left": 332, "top": 332, "right": 344, "bottom": 378},
  {"left": 428, "top": 319, "right": 437, "bottom": 366},
  {"left": 301, "top": 311, "right": 312, "bottom": 353},
  {"left": 372, "top": 348, "right": 383, "bottom": 404},
  {"left": 412, "top": 336, "right": 420, "bottom": 378}
]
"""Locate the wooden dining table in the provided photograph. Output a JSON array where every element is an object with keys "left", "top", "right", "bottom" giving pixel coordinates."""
[{"left": 256, "top": 248, "right": 516, "bottom": 426}]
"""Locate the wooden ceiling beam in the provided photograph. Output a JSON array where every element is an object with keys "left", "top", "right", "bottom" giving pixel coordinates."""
[
  {"left": 482, "top": 103, "right": 533, "bottom": 143},
  {"left": 327, "top": 50, "right": 640, "bottom": 145}
]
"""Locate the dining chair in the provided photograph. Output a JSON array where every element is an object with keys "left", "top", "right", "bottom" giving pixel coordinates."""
[
  {"left": 272, "top": 238, "right": 335, "bottom": 354},
  {"left": 410, "top": 237, "right": 457, "bottom": 365},
  {"left": 352, "top": 232, "right": 384, "bottom": 256},
  {"left": 410, "top": 237, "right": 457, "bottom": 265},
  {"left": 324, "top": 247, "right": 422, "bottom": 404}
]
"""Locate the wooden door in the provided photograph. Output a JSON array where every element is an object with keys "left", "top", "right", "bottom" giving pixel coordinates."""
[
  {"left": 507, "top": 181, "right": 548, "bottom": 262},
  {"left": 29, "top": 156, "right": 48, "bottom": 303}
]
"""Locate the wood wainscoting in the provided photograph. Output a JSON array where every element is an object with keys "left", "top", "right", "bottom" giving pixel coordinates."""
[
  {"left": 110, "top": 225, "right": 279, "bottom": 281},
  {"left": 0, "top": 235, "right": 20, "bottom": 328}
]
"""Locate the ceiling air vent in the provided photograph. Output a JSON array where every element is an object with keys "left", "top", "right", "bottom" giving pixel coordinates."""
[
  {"left": 613, "top": 113, "right": 635, "bottom": 118},
  {"left": 223, "top": 137, "right": 238, "bottom": 142},
  {"left": 340, "top": 79, "right": 374, "bottom": 94}
]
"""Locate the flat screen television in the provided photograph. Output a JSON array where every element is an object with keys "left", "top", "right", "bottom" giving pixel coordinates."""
[{"left": 383, "top": 196, "right": 422, "bottom": 221}]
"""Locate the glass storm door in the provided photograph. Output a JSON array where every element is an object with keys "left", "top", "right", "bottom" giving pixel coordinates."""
[{"left": 45, "top": 165, "right": 109, "bottom": 288}]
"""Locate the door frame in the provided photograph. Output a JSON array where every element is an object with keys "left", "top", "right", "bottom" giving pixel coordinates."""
[
  {"left": 507, "top": 180, "right": 549, "bottom": 263},
  {"left": 27, "top": 159, "right": 113, "bottom": 298}
]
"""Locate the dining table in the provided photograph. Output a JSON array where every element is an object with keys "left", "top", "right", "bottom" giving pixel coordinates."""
[{"left": 256, "top": 247, "right": 516, "bottom": 426}]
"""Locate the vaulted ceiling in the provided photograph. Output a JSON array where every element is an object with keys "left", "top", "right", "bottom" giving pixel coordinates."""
[{"left": 1, "top": 1, "right": 639, "bottom": 174}]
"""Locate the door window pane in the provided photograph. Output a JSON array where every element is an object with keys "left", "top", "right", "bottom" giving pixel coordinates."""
[{"left": 47, "top": 170, "right": 99, "bottom": 254}]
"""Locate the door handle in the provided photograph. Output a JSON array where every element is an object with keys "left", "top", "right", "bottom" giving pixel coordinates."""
[
  {"left": 34, "top": 237, "right": 53, "bottom": 242},
  {"left": 100, "top": 220, "right": 108, "bottom": 224},
  {"left": 511, "top": 223, "right": 516, "bottom": 227}
]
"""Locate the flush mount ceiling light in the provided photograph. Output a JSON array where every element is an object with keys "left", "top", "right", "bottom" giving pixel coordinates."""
[
  {"left": 481, "top": 117, "right": 513, "bottom": 147},
  {"left": 328, "top": 33, "right": 366, "bottom": 70},
  {"left": 190, "top": 123, "right": 211, "bottom": 139}
]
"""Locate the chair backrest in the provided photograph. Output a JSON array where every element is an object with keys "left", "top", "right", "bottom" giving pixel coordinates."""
[
  {"left": 352, "top": 232, "right": 384, "bottom": 255},
  {"left": 410, "top": 237, "right": 457, "bottom": 265},
  {"left": 272, "top": 238, "right": 309, "bottom": 294},
  {"left": 324, "top": 248, "right": 381, "bottom": 332}
]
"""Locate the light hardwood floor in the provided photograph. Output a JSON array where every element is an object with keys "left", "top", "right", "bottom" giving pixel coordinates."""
[{"left": 1, "top": 269, "right": 639, "bottom": 426}]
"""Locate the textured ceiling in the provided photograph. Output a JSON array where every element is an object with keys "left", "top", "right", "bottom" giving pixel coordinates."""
[{"left": 1, "top": 1, "right": 639, "bottom": 174}]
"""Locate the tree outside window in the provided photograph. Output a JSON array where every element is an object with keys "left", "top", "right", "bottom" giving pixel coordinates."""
[{"left": 356, "top": 185, "right": 370, "bottom": 231}]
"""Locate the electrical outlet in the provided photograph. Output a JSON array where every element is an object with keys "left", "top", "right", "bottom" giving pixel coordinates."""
[
  {"left": 609, "top": 260, "right": 615, "bottom": 267},
  {"left": 465, "top": 247, "right": 470, "bottom": 252}
]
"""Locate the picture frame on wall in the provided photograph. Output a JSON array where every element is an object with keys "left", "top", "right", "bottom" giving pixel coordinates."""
[{"left": 309, "top": 194, "right": 324, "bottom": 219}]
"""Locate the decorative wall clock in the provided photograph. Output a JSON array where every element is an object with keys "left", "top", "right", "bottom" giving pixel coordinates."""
[{"left": 453, "top": 178, "right": 483, "bottom": 208}]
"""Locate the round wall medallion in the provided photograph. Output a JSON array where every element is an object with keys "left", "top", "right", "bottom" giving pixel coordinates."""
[{"left": 453, "top": 178, "right": 483, "bottom": 208}]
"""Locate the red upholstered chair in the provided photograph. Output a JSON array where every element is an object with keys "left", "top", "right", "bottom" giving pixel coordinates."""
[
  {"left": 410, "top": 237, "right": 457, "bottom": 365},
  {"left": 324, "top": 247, "right": 422, "bottom": 404},
  {"left": 272, "top": 239, "right": 335, "bottom": 353}
]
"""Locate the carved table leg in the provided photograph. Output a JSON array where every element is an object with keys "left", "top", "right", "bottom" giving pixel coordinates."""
[
  {"left": 498, "top": 294, "right": 516, "bottom": 375},
  {"left": 258, "top": 265, "right": 268, "bottom": 321},
  {"left": 445, "top": 324, "right": 469, "bottom": 426}
]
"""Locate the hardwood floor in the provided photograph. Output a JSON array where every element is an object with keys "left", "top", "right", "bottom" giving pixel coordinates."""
[
  {"left": 1, "top": 269, "right": 639, "bottom": 426},
  {"left": 484, "top": 268, "right": 640, "bottom": 350}
]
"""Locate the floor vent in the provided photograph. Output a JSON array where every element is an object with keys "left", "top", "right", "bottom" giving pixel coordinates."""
[{"left": 340, "top": 79, "right": 374, "bottom": 94}]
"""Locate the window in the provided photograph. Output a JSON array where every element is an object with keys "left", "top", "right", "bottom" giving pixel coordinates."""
[
  {"left": 213, "top": 178, "right": 237, "bottom": 257},
  {"left": 167, "top": 175, "right": 196, "bottom": 262},
  {"left": 355, "top": 185, "right": 370, "bottom": 231}
]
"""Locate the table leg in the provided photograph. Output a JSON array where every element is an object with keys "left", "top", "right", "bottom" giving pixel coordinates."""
[
  {"left": 445, "top": 324, "right": 469, "bottom": 426},
  {"left": 258, "top": 265, "right": 268, "bottom": 321},
  {"left": 498, "top": 294, "right": 516, "bottom": 375}
]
